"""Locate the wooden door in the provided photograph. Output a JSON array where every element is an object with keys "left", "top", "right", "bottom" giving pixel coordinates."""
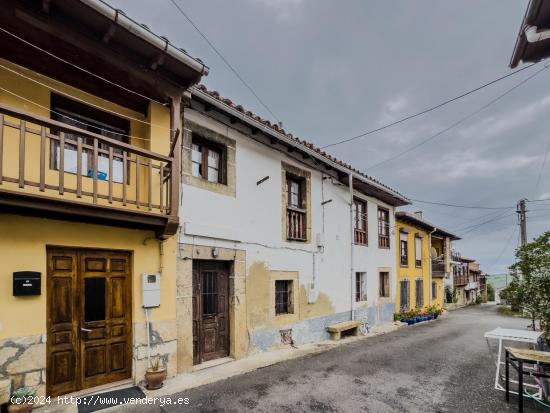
[
  {"left": 47, "top": 248, "right": 132, "bottom": 396},
  {"left": 192, "top": 261, "right": 229, "bottom": 364}
]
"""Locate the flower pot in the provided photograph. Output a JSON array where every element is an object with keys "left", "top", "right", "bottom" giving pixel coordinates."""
[
  {"left": 8, "top": 403, "right": 33, "bottom": 413},
  {"left": 145, "top": 368, "right": 167, "bottom": 390}
]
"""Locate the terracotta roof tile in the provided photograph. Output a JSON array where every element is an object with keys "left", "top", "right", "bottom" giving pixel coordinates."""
[{"left": 192, "top": 84, "right": 408, "bottom": 202}]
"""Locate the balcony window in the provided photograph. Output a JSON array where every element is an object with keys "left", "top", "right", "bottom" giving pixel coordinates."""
[
  {"left": 354, "top": 199, "right": 368, "bottom": 245},
  {"left": 415, "top": 236, "right": 422, "bottom": 267},
  {"left": 285, "top": 175, "right": 307, "bottom": 241},
  {"left": 378, "top": 207, "right": 390, "bottom": 248},
  {"left": 51, "top": 94, "right": 129, "bottom": 183},
  {"left": 191, "top": 137, "right": 226, "bottom": 184},
  {"left": 399, "top": 231, "right": 408, "bottom": 266}
]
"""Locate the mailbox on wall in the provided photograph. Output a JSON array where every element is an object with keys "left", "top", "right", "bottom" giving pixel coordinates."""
[{"left": 13, "top": 271, "right": 41, "bottom": 296}]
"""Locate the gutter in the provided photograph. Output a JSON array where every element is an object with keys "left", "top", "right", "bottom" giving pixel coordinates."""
[
  {"left": 80, "top": 0, "right": 209, "bottom": 76},
  {"left": 191, "top": 86, "right": 409, "bottom": 206},
  {"left": 524, "top": 25, "right": 550, "bottom": 43}
]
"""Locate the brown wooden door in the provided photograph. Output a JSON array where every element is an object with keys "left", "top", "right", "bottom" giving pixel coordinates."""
[
  {"left": 47, "top": 248, "right": 132, "bottom": 396},
  {"left": 192, "top": 261, "right": 229, "bottom": 364}
]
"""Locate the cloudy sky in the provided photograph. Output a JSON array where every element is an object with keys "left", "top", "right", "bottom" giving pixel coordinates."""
[{"left": 109, "top": 0, "right": 549, "bottom": 274}]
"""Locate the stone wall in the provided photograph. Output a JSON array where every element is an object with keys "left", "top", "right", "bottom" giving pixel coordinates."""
[{"left": 0, "top": 334, "right": 46, "bottom": 399}]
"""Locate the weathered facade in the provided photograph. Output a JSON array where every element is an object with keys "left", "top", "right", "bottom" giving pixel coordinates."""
[
  {"left": 174, "top": 85, "right": 409, "bottom": 370},
  {"left": 0, "top": 0, "right": 207, "bottom": 400}
]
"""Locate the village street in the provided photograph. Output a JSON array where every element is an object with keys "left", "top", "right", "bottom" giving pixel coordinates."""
[{"left": 120, "top": 305, "right": 544, "bottom": 413}]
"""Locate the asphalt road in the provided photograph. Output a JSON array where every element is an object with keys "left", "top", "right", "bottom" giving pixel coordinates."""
[{"left": 127, "top": 305, "right": 547, "bottom": 412}]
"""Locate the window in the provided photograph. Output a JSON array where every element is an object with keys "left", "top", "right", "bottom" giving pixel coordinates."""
[
  {"left": 379, "top": 272, "right": 390, "bottom": 298},
  {"left": 275, "top": 280, "right": 293, "bottom": 314},
  {"left": 51, "top": 94, "right": 130, "bottom": 183},
  {"left": 415, "top": 279, "right": 424, "bottom": 308},
  {"left": 415, "top": 236, "right": 422, "bottom": 267},
  {"left": 399, "top": 231, "right": 408, "bottom": 266},
  {"left": 355, "top": 272, "right": 366, "bottom": 302},
  {"left": 399, "top": 280, "right": 409, "bottom": 311},
  {"left": 378, "top": 207, "right": 390, "bottom": 248},
  {"left": 202, "top": 271, "right": 218, "bottom": 315},
  {"left": 286, "top": 175, "right": 306, "bottom": 241},
  {"left": 432, "top": 281, "right": 437, "bottom": 300},
  {"left": 191, "top": 137, "right": 226, "bottom": 184},
  {"left": 354, "top": 199, "right": 368, "bottom": 245}
]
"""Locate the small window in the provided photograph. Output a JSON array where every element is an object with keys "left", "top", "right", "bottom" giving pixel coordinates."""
[
  {"left": 275, "top": 280, "right": 293, "bottom": 315},
  {"left": 84, "top": 277, "right": 106, "bottom": 322},
  {"left": 415, "top": 279, "right": 424, "bottom": 308},
  {"left": 400, "top": 280, "right": 409, "bottom": 311},
  {"left": 286, "top": 175, "right": 307, "bottom": 241},
  {"left": 378, "top": 207, "right": 390, "bottom": 248},
  {"left": 354, "top": 199, "right": 368, "bottom": 245},
  {"left": 399, "top": 232, "right": 408, "bottom": 266},
  {"left": 191, "top": 137, "right": 226, "bottom": 184},
  {"left": 432, "top": 281, "right": 437, "bottom": 300},
  {"left": 355, "top": 272, "right": 366, "bottom": 302},
  {"left": 415, "top": 236, "right": 422, "bottom": 267},
  {"left": 379, "top": 272, "right": 390, "bottom": 298}
]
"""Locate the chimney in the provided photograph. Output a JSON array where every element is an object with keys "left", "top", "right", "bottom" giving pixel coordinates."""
[{"left": 414, "top": 211, "right": 423, "bottom": 220}]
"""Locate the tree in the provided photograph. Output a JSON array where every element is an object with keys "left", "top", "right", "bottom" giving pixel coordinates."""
[
  {"left": 487, "top": 283, "right": 495, "bottom": 301},
  {"left": 506, "top": 232, "right": 550, "bottom": 341}
]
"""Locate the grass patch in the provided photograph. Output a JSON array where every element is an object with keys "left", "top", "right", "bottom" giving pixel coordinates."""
[{"left": 498, "top": 306, "right": 523, "bottom": 317}]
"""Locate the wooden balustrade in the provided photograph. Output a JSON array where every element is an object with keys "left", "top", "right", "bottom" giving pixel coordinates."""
[
  {"left": 0, "top": 103, "right": 176, "bottom": 219},
  {"left": 286, "top": 206, "right": 306, "bottom": 241},
  {"left": 354, "top": 229, "right": 367, "bottom": 245},
  {"left": 431, "top": 260, "right": 445, "bottom": 274}
]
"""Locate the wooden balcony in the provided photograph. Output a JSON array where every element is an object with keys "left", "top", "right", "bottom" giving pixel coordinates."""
[
  {"left": 454, "top": 275, "right": 468, "bottom": 286},
  {"left": 0, "top": 104, "right": 179, "bottom": 239},
  {"left": 432, "top": 259, "right": 445, "bottom": 276},
  {"left": 286, "top": 206, "right": 307, "bottom": 241}
]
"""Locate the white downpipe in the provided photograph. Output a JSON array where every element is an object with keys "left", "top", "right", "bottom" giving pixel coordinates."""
[
  {"left": 145, "top": 308, "right": 151, "bottom": 368},
  {"left": 525, "top": 25, "right": 550, "bottom": 43},
  {"left": 349, "top": 173, "right": 355, "bottom": 321}
]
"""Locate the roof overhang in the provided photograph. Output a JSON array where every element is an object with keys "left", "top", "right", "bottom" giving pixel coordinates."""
[
  {"left": 510, "top": 0, "right": 550, "bottom": 67},
  {"left": 395, "top": 211, "right": 461, "bottom": 240},
  {"left": 190, "top": 86, "right": 410, "bottom": 207},
  {"left": 0, "top": 0, "right": 208, "bottom": 112}
]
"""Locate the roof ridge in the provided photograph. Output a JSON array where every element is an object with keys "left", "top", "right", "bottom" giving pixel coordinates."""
[{"left": 193, "top": 83, "right": 407, "bottom": 200}]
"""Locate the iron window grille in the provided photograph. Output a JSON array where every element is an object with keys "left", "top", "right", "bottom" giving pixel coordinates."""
[{"left": 275, "top": 280, "right": 293, "bottom": 314}]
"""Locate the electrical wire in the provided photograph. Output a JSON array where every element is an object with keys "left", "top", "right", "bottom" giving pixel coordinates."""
[
  {"left": 321, "top": 63, "right": 537, "bottom": 149},
  {"left": 365, "top": 64, "right": 550, "bottom": 171},
  {"left": 0, "top": 26, "right": 167, "bottom": 106},
  {"left": 170, "top": 0, "right": 281, "bottom": 123},
  {"left": 458, "top": 212, "right": 517, "bottom": 236},
  {"left": 0, "top": 62, "right": 172, "bottom": 132},
  {"left": 411, "top": 199, "right": 512, "bottom": 210},
  {"left": 527, "top": 198, "right": 550, "bottom": 203},
  {"left": 494, "top": 225, "right": 518, "bottom": 264}
]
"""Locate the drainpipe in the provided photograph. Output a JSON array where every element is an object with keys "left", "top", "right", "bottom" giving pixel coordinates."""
[
  {"left": 525, "top": 25, "right": 550, "bottom": 43},
  {"left": 428, "top": 227, "right": 437, "bottom": 306},
  {"left": 349, "top": 173, "right": 355, "bottom": 320}
]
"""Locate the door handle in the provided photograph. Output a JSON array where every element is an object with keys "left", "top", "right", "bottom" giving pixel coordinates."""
[{"left": 80, "top": 327, "right": 92, "bottom": 332}]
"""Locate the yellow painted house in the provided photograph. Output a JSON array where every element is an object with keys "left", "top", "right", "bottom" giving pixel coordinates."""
[
  {"left": 395, "top": 212, "right": 460, "bottom": 313},
  {"left": 0, "top": 0, "right": 207, "bottom": 400}
]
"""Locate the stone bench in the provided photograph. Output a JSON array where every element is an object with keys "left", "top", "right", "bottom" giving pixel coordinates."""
[{"left": 326, "top": 320, "right": 360, "bottom": 340}]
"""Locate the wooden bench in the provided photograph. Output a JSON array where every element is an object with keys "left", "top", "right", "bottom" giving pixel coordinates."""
[{"left": 326, "top": 320, "right": 360, "bottom": 341}]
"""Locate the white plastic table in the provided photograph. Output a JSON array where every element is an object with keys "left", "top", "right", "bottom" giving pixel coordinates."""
[{"left": 484, "top": 327, "right": 543, "bottom": 395}]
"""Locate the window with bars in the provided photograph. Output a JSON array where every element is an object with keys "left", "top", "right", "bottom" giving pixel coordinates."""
[
  {"left": 400, "top": 280, "right": 409, "bottom": 311},
  {"left": 285, "top": 175, "right": 307, "bottom": 241},
  {"left": 201, "top": 271, "right": 218, "bottom": 315},
  {"left": 378, "top": 207, "right": 390, "bottom": 248},
  {"left": 191, "top": 137, "right": 226, "bottom": 184},
  {"left": 399, "top": 232, "right": 408, "bottom": 266},
  {"left": 432, "top": 281, "right": 437, "bottom": 299},
  {"left": 415, "top": 279, "right": 424, "bottom": 308},
  {"left": 275, "top": 280, "right": 293, "bottom": 315},
  {"left": 354, "top": 199, "right": 368, "bottom": 245},
  {"left": 415, "top": 236, "right": 422, "bottom": 267},
  {"left": 379, "top": 272, "right": 390, "bottom": 298},
  {"left": 355, "top": 272, "right": 366, "bottom": 302}
]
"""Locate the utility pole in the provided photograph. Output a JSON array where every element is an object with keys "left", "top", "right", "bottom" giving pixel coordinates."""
[{"left": 517, "top": 199, "right": 527, "bottom": 247}]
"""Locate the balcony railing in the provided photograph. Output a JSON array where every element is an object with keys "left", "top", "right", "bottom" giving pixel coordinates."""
[
  {"left": 432, "top": 259, "right": 445, "bottom": 274},
  {"left": 0, "top": 103, "right": 178, "bottom": 237},
  {"left": 454, "top": 275, "right": 468, "bottom": 286},
  {"left": 286, "top": 206, "right": 306, "bottom": 241}
]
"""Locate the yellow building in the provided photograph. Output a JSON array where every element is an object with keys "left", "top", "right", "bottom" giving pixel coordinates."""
[
  {"left": 395, "top": 212, "right": 460, "bottom": 313},
  {"left": 0, "top": 0, "right": 207, "bottom": 400}
]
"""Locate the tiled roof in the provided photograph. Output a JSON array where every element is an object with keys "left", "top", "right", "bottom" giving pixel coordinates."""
[{"left": 193, "top": 84, "right": 409, "bottom": 204}]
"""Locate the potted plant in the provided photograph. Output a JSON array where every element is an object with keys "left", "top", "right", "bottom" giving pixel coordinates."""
[
  {"left": 144, "top": 356, "right": 167, "bottom": 390},
  {"left": 428, "top": 305, "right": 442, "bottom": 319},
  {"left": 8, "top": 387, "right": 35, "bottom": 413}
]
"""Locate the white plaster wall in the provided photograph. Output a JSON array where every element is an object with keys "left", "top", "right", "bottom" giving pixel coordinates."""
[{"left": 180, "top": 108, "right": 396, "bottom": 317}]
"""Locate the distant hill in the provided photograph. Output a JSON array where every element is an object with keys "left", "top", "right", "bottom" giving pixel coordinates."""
[{"left": 486, "top": 274, "right": 509, "bottom": 290}]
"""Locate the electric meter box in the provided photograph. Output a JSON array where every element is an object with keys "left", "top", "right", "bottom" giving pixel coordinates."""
[{"left": 142, "top": 272, "right": 161, "bottom": 308}]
